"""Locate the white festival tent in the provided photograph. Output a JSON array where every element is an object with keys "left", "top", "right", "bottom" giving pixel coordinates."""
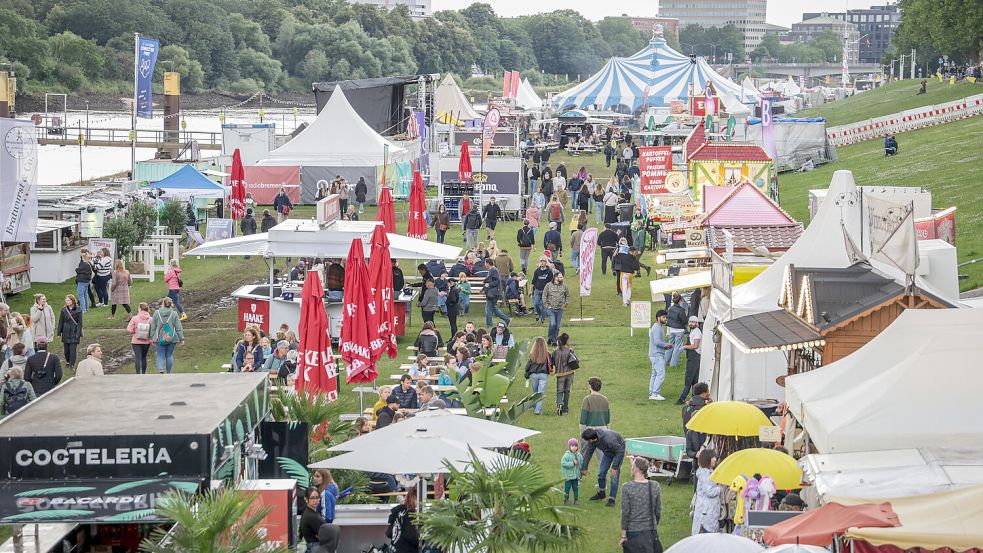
[
  {"left": 256, "top": 87, "right": 412, "bottom": 204},
  {"left": 698, "top": 170, "right": 962, "bottom": 401},
  {"left": 188, "top": 219, "right": 461, "bottom": 260},
  {"left": 435, "top": 73, "right": 481, "bottom": 121},
  {"left": 515, "top": 78, "right": 544, "bottom": 110},
  {"left": 785, "top": 308, "right": 983, "bottom": 454},
  {"left": 552, "top": 35, "right": 760, "bottom": 112}
]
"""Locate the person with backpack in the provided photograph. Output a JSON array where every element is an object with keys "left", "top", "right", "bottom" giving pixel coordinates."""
[
  {"left": 547, "top": 195, "right": 565, "bottom": 235},
  {"left": 164, "top": 259, "right": 188, "bottom": 321},
  {"left": 551, "top": 332, "right": 579, "bottom": 416},
  {"left": 25, "top": 337, "right": 62, "bottom": 396},
  {"left": 462, "top": 205, "right": 483, "bottom": 250},
  {"left": 482, "top": 258, "right": 511, "bottom": 329},
  {"left": 127, "top": 303, "right": 154, "bottom": 374},
  {"left": 0, "top": 343, "right": 28, "bottom": 381},
  {"left": 75, "top": 343, "right": 105, "bottom": 377},
  {"left": 2, "top": 366, "right": 35, "bottom": 415},
  {"left": 388, "top": 488, "right": 420, "bottom": 553},
  {"left": 524, "top": 336, "right": 551, "bottom": 415},
  {"left": 57, "top": 295, "right": 83, "bottom": 370},
  {"left": 151, "top": 297, "right": 185, "bottom": 374},
  {"left": 240, "top": 208, "right": 258, "bottom": 236}
]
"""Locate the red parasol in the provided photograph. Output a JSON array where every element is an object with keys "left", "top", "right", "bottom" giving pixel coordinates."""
[
  {"left": 228, "top": 148, "right": 246, "bottom": 221},
  {"left": 294, "top": 271, "right": 339, "bottom": 398},
  {"left": 458, "top": 142, "right": 473, "bottom": 181},
  {"left": 376, "top": 186, "right": 396, "bottom": 233},
  {"left": 407, "top": 170, "right": 428, "bottom": 240},
  {"left": 341, "top": 239, "right": 380, "bottom": 384},
  {"left": 367, "top": 225, "right": 397, "bottom": 359}
]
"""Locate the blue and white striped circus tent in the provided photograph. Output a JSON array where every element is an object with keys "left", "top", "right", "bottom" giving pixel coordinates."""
[{"left": 552, "top": 36, "right": 759, "bottom": 113}]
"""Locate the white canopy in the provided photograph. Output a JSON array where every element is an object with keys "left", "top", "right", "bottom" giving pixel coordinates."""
[
  {"left": 189, "top": 219, "right": 461, "bottom": 260},
  {"left": 785, "top": 308, "right": 983, "bottom": 454},
  {"left": 801, "top": 447, "right": 983, "bottom": 501},
  {"left": 649, "top": 271, "right": 711, "bottom": 299},
  {"left": 309, "top": 432, "right": 519, "bottom": 474},
  {"left": 435, "top": 74, "right": 481, "bottom": 121},
  {"left": 700, "top": 170, "right": 962, "bottom": 401},
  {"left": 741, "top": 76, "right": 762, "bottom": 98},
  {"left": 256, "top": 87, "right": 406, "bottom": 166},
  {"left": 515, "top": 78, "right": 543, "bottom": 110}
]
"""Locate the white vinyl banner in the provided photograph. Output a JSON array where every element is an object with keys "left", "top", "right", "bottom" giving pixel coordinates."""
[
  {"left": 578, "top": 227, "right": 598, "bottom": 297},
  {"left": 0, "top": 118, "right": 39, "bottom": 242}
]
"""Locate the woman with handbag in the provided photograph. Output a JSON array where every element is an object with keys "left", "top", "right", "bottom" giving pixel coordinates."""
[
  {"left": 620, "top": 457, "right": 663, "bottom": 553},
  {"left": 57, "top": 295, "right": 83, "bottom": 369},
  {"left": 164, "top": 259, "right": 187, "bottom": 321},
  {"left": 432, "top": 204, "right": 451, "bottom": 243},
  {"left": 550, "top": 332, "right": 579, "bottom": 416}
]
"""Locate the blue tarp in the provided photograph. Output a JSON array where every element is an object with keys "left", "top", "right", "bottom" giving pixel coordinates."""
[
  {"left": 747, "top": 117, "right": 826, "bottom": 125},
  {"left": 147, "top": 165, "right": 227, "bottom": 199}
]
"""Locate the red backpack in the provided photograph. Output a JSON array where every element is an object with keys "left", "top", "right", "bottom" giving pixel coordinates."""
[{"left": 549, "top": 203, "right": 562, "bottom": 221}]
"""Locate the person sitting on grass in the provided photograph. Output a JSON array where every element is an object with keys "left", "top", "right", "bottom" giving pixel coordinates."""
[{"left": 884, "top": 135, "right": 899, "bottom": 156}]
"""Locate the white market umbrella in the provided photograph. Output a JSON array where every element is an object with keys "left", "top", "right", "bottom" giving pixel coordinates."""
[
  {"left": 764, "top": 546, "right": 830, "bottom": 553},
  {"left": 328, "top": 410, "right": 539, "bottom": 453},
  {"left": 666, "top": 534, "right": 765, "bottom": 553},
  {"left": 310, "top": 433, "right": 518, "bottom": 474}
]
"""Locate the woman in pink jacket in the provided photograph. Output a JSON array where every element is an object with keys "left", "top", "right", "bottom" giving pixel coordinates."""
[
  {"left": 126, "top": 303, "right": 153, "bottom": 374},
  {"left": 164, "top": 259, "right": 187, "bottom": 321}
]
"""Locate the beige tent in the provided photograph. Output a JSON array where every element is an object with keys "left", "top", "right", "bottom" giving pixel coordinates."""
[
  {"left": 838, "top": 485, "right": 983, "bottom": 551},
  {"left": 435, "top": 74, "right": 480, "bottom": 122}
]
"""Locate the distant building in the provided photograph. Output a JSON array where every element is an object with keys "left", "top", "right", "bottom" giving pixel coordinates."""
[
  {"left": 803, "top": 4, "right": 900, "bottom": 64},
  {"left": 762, "top": 22, "right": 790, "bottom": 38},
  {"left": 789, "top": 13, "right": 860, "bottom": 64},
  {"left": 347, "top": 0, "right": 431, "bottom": 19},
  {"left": 658, "top": 0, "right": 768, "bottom": 53},
  {"left": 625, "top": 15, "right": 681, "bottom": 39}
]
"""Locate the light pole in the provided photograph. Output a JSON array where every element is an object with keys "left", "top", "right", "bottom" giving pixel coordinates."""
[{"left": 679, "top": 42, "right": 698, "bottom": 56}]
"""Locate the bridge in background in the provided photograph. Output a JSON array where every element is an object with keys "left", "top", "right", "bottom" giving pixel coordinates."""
[{"left": 718, "top": 62, "right": 882, "bottom": 79}]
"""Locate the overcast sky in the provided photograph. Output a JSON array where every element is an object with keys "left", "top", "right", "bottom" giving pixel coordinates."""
[{"left": 431, "top": 0, "right": 885, "bottom": 28}]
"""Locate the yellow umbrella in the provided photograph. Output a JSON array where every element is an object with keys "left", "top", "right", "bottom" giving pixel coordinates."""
[
  {"left": 685, "top": 400, "right": 773, "bottom": 437},
  {"left": 710, "top": 448, "right": 802, "bottom": 489}
]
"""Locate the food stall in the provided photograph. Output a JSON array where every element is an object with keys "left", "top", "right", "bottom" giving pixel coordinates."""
[
  {"left": 189, "top": 196, "right": 461, "bottom": 338},
  {"left": 28, "top": 219, "right": 84, "bottom": 284},
  {"left": 0, "top": 241, "right": 31, "bottom": 296},
  {"left": 0, "top": 373, "right": 272, "bottom": 552}
]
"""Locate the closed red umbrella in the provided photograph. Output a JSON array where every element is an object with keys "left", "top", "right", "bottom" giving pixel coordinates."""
[
  {"left": 294, "top": 271, "right": 339, "bottom": 398},
  {"left": 341, "top": 239, "right": 380, "bottom": 385},
  {"left": 376, "top": 186, "right": 396, "bottom": 233},
  {"left": 458, "top": 142, "right": 473, "bottom": 181},
  {"left": 368, "top": 225, "right": 397, "bottom": 359},
  {"left": 228, "top": 148, "right": 246, "bottom": 221},
  {"left": 407, "top": 170, "right": 428, "bottom": 240}
]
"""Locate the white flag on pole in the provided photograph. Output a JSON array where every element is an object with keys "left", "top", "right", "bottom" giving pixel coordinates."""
[
  {"left": 866, "top": 195, "right": 920, "bottom": 275},
  {"left": 578, "top": 227, "right": 598, "bottom": 297},
  {"left": 0, "top": 118, "right": 39, "bottom": 243}
]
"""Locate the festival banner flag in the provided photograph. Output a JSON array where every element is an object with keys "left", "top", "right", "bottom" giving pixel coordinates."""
[
  {"left": 704, "top": 85, "right": 715, "bottom": 116},
  {"left": 579, "top": 227, "right": 598, "bottom": 297},
  {"left": 135, "top": 37, "right": 160, "bottom": 119},
  {"left": 0, "top": 118, "right": 39, "bottom": 242},
  {"left": 228, "top": 149, "right": 246, "bottom": 221},
  {"left": 481, "top": 107, "right": 501, "bottom": 162},
  {"left": 760, "top": 99, "right": 778, "bottom": 160},
  {"left": 638, "top": 146, "right": 673, "bottom": 194},
  {"left": 510, "top": 71, "right": 520, "bottom": 97},
  {"left": 503, "top": 71, "right": 512, "bottom": 98}
]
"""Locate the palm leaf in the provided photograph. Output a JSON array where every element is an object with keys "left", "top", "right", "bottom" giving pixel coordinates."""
[
  {"left": 14, "top": 486, "right": 96, "bottom": 497},
  {"left": 3, "top": 509, "right": 95, "bottom": 522},
  {"left": 104, "top": 479, "right": 159, "bottom": 494},
  {"left": 101, "top": 508, "right": 158, "bottom": 522},
  {"left": 276, "top": 456, "right": 310, "bottom": 487}
]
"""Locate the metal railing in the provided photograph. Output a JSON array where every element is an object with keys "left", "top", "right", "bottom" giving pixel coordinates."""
[{"left": 35, "top": 125, "right": 221, "bottom": 147}]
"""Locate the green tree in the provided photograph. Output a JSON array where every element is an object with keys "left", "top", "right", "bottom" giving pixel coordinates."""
[
  {"left": 238, "top": 49, "right": 284, "bottom": 91},
  {"left": 596, "top": 17, "right": 647, "bottom": 58},
  {"left": 297, "top": 48, "right": 329, "bottom": 82},
  {"left": 893, "top": 0, "right": 982, "bottom": 64},
  {"left": 156, "top": 45, "right": 205, "bottom": 92},
  {"left": 48, "top": 31, "right": 104, "bottom": 80},
  {"left": 417, "top": 451, "right": 584, "bottom": 553},
  {"left": 140, "top": 488, "right": 288, "bottom": 553}
]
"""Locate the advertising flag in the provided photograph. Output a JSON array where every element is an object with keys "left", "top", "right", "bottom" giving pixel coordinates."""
[
  {"left": 579, "top": 227, "right": 598, "bottom": 297},
  {"left": 295, "top": 272, "right": 339, "bottom": 398},
  {"left": 228, "top": 149, "right": 246, "bottom": 221},
  {"left": 760, "top": 99, "right": 778, "bottom": 160},
  {"left": 638, "top": 146, "right": 673, "bottom": 194},
  {"left": 0, "top": 119, "right": 39, "bottom": 242},
  {"left": 510, "top": 71, "right": 521, "bottom": 97},
  {"left": 705, "top": 85, "right": 715, "bottom": 116},
  {"left": 503, "top": 72, "right": 512, "bottom": 98},
  {"left": 481, "top": 107, "right": 501, "bottom": 162},
  {"left": 136, "top": 37, "right": 160, "bottom": 119}
]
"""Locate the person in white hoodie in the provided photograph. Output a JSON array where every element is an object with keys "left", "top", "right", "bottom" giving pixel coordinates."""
[{"left": 30, "top": 294, "right": 56, "bottom": 348}]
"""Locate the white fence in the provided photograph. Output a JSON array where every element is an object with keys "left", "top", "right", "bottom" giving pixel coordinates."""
[{"left": 827, "top": 93, "right": 983, "bottom": 146}]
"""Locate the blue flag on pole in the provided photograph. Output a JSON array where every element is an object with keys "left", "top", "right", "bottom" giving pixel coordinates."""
[{"left": 136, "top": 38, "right": 160, "bottom": 119}]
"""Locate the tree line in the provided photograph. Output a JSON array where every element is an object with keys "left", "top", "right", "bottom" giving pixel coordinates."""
[{"left": 0, "top": 0, "right": 668, "bottom": 95}]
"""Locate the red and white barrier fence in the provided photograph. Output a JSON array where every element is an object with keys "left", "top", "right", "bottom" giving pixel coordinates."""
[{"left": 827, "top": 93, "right": 983, "bottom": 146}]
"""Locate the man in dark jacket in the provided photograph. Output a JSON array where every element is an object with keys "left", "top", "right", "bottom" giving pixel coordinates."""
[
  {"left": 448, "top": 260, "right": 470, "bottom": 279},
  {"left": 392, "top": 375, "right": 418, "bottom": 410},
  {"left": 516, "top": 219, "right": 535, "bottom": 273},
  {"left": 482, "top": 197, "right": 502, "bottom": 240},
  {"left": 425, "top": 259, "right": 447, "bottom": 279},
  {"left": 260, "top": 209, "right": 276, "bottom": 232},
  {"left": 376, "top": 394, "right": 401, "bottom": 429},
  {"left": 597, "top": 225, "right": 620, "bottom": 275},
  {"left": 666, "top": 292, "right": 689, "bottom": 367},
  {"left": 543, "top": 222, "right": 562, "bottom": 254},
  {"left": 462, "top": 206, "right": 482, "bottom": 250},
  {"left": 24, "top": 337, "right": 62, "bottom": 396},
  {"left": 354, "top": 177, "right": 368, "bottom": 213},
  {"left": 273, "top": 187, "right": 293, "bottom": 223},
  {"left": 482, "top": 258, "right": 510, "bottom": 328},
  {"left": 392, "top": 260, "right": 405, "bottom": 292},
  {"left": 531, "top": 256, "right": 554, "bottom": 323},
  {"left": 240, "top": 208, "right": 258, "bottom": 235},
  {"left": 580, "top": 427, "right": 626, "bottom": 507},
  {"left": 682, "top": 383, "right": 710, "bottom": 459}
]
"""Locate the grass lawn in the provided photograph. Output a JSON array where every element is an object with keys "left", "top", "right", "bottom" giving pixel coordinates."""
[
  {"left": 796, "top": 79, "right": 982, "bottom": 126},
  {"left": 778, "top": 115, "right": 983, "bottom": 291},
  {"left": 5, "top": 160, "right": 695, "bottom": 550}
]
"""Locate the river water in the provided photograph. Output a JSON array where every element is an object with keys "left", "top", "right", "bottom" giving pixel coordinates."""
[{"left": 26, "top": 107, "right": 317, "bottom": 185}]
